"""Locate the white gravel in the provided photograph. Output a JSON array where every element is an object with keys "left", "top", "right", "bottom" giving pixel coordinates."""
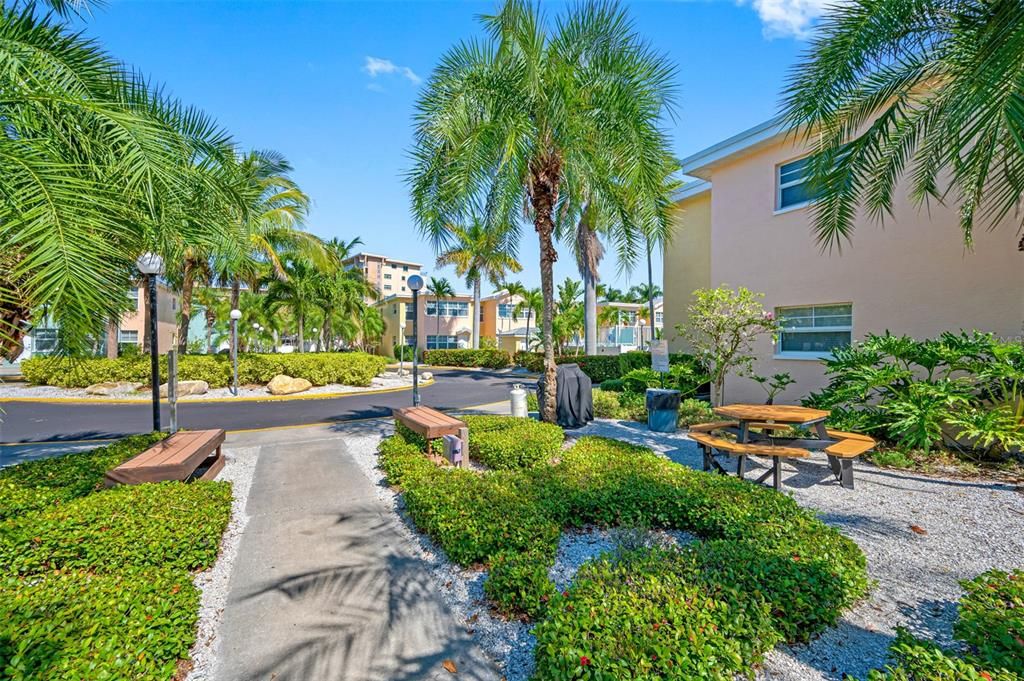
[
  {"left": 185, "top": 444, "right": 260, "bottom": 681},
  {"left": 0, "top": 371, "right": 414, "bottom": 401}
]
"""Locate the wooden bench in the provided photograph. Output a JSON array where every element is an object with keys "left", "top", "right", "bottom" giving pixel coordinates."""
[
  {"left": 688, "top": 420, "right": 738, "bottom": 433},
  {"left": 823, "top": 431, "right": 876, "bottom": 489},
  {"left": 690, "top": 432, "right": 810, "bottom": 490},
  {"left": 105, "top": 429, "right": 225, "bottom": 486},
  {"left": 393, "top": 406, "right": 469, "bottom": 466}
]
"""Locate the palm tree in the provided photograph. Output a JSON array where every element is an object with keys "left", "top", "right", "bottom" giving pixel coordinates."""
[
  {"left": 781, "top": 0, "right": 1024, "bottom": 252},
  {"left": 316, "top": 237, "right": 374, "bottom": 351},
  {"left": 409, "top": 0, "right": 678, "bottom": 421},
  {"left": 425, "top": 277, "right": 455, "bottom": 347},
  {"left": 264, "top": 257, "right": 321, "bottom": 352},
  {"left": 506, "top": 282, "right": 543, "bottom": 354},
  {"left": 0, "top": 2, "right": 237, "bottom": 358},
  {"left": 435, "top": 217, "right": 522, "bottom": 349},
  {"left": 194, "top": 286, "right": 226, "bottom": 354}
]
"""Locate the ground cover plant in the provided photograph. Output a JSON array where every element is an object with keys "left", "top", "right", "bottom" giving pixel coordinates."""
[
  {"left": 869, "top": 569, "right": 1023, "bottom": 680},
  {"left": 20, "top": 351, "right": 387, "bottom": 389},
  {"left": 0, "top": 436, "right": 232, "bottom": 679},
  {"left": 804, "top": 332, "right": 1024, "bottom": 461},
  {"left": 381, "top": 420, "right": 869, "bottom": 677}
]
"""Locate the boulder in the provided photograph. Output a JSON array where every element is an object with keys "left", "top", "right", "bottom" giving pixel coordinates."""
[
  {"left": 421, "top": 372, "right": 433, "bottom": 382},
  {"left": 159, "top": 380, "right": 209, "bottom": 398},
  {"left": 267, "top": 374, "right": 312, "bottom": 396},
  {"left": 85, "top": 381, "right": 141, "bottom": 396}
]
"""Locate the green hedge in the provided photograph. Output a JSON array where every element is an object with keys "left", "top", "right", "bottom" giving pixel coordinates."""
[
  {"left": 0, "top": 433, "right": 166, "bottom": 520},
  {"left": 379, "top": 428, "right": 868, "bottom": 676},
  {"left": 463, "top": 415, "right": 564, "bottom": 470},
  {"left": 0, "top": 436, "right": 233, "bottom": 679},
  {"left": 422, "top": 348, "right": 512, "bottom": 369},
  {"left": 20, "top": 351, "right": 387, "bottom": 389},
  {"left": 514, "top": 350, "right": 706, "bottom": 385}
]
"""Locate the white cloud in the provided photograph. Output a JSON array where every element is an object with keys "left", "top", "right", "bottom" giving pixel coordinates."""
[
  {"left": 738, "top": 0, "right": 834, "bottom": 38},
  {"left": 363, "top": 56, "right": 421, "bottom": 85}
]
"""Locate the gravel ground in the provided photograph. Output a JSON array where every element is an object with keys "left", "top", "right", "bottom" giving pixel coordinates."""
[
  {"left": 0, "top": 371, "right": 414, "bottom": 401},
  {"left": 185, "top": 444, "right": 260, "bottom": 681},
  {"left": 571, "top": 419, "right": 1024, "bottom": 680}
]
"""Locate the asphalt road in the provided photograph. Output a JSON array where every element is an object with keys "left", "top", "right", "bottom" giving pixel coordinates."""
[{"left": 0, "top": 369, "right": 532, "bottom": 444}]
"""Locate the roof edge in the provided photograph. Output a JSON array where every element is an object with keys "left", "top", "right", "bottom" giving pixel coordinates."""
[{"left": 679, "top": 116, "right": 788, "bottom": 178}]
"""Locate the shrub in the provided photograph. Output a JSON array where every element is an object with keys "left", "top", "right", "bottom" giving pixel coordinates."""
[
  {"left": 868, "top": 629, "right": 1021, "bottom": 681},
  {"left": 20, "top": 351, "right": 387, "bottom": 389},
  {"left": 513, "top": 351, "right": 706, "bottom": 386},
  {"left": 621, "top": 368, "right": 663, "bottom": 393},
  {"left": 677, "top": 397, "right": 715, "bottom": 428},
  {"left": 0, "top": 568, "right": 201, "bottom": 681},
  {"left": 462, "top": 416, "right": 564, "bottom": 470},
  {"left": 592, "top": 388, "right": 622, "bottom": 419},
  {"left": 484, "top": 548, "right": 558, "bottom": 619},
  {"left": 0, "top": 433, "right": 166, "bottom": 520},
  {"left": 422, "top": 348, "right": 512, "bottom": 368},
  {"left": 956, "top": 569, "right": 1024, "bottom": 676},
  {"left": 599, "top": 378, "right": 624, "bottom": 392},
  {"left": 0, "top": 481, "right": 232, "bottom": 575},
  {"left": 533, "top": 548, "right": 781, "bottom": 680}
]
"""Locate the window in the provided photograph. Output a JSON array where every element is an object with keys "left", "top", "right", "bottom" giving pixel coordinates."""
[
  {"left": 498, "top": 303, "right": 516, "bottom": 319},
  {"left": 127, "top": 287, "right": 139, "bottom": 311},
  {"left": 427, "top": 335, "right": 459, "bottom": 350},
  {"left": 384, "top": 273, "right": 392, "bottom": 280},
  {"left": 777, "top": 156, "right": 819, "bottom": 210},
  {"left": 776, "top": 304, "right": 852, "bottom": 356},
  {"left": 32, "top": 328, "right": 58, "bottom": 355},
  {"left": 405, "top": 304, "right": 416, "bottom": 322},
  {"left": 426, "top": 300, "right": 469, "bottom": 317},
  {"left": 384, "top": 284, "right": 392, "bottom": 291},
  {"left": 117, "top": 329, "right": 139, "bottom": 354},
  {"left": 403, "top": 266, "right": 409, "bottom": 272},
  {"left": 655, "top": 311, "right": 664, "bottom": 325}
]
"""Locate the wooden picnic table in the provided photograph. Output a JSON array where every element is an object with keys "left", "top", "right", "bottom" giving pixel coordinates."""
[{"left": 712, "top": 404, "right": 833, "bottom": 447}]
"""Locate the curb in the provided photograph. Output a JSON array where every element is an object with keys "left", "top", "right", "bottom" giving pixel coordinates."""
[{"left": 0, "top": 378, "right": 435, "bottom": 405}]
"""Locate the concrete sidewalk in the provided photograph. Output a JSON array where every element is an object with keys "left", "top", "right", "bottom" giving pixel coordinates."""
[{"left": 214, "top": 426, "right": 500, "bottom": 681}]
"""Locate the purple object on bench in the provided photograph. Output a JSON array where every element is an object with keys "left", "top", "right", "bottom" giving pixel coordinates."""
[{"left": 443, "top": 434, "right": 464, "bottom": 466}]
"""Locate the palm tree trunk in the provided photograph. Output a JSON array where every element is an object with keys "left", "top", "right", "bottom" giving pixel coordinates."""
[
  {"left": 472, "top": 277, "right": 481, "bottom": 349},
  {"left": 205, "top": 309, "right": 214, "bottom": 354},
  {"left": 531, "top": 158, "right": 561, "bottom": 423},
  {"left": 177, "top": 260, "right": 195, "bottom": 355},
  {"left": 323, "top": 315, "right": 332, "bottom": 352},
  {"left": 297, "top": 315, "right": 304, "bottom": 353},
  {"left": 576, "top": 203, "right": 600, "bottom": 356}
]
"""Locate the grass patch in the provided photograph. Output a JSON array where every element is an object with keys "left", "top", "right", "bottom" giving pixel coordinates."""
[
  {"left": 380, "top": 419, "right": 869, "bottom": 677},
  {"left": 0, "top": 436, "right": 232, "bottom": 679}
]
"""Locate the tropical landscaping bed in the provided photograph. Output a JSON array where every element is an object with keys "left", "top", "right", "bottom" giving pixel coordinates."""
[{"left": 0, "top": 435, "right": 232, "bottom": 680}]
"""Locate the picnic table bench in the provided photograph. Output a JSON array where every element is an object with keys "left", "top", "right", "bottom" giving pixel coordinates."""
[
  {"left": 393, "top": 405, "right": 469, "bottom": 465},
  {"left": 104, "top": 429, "right": 225, "bottom": 486},
  {"left": 690, "top": 405, "right": 875, "bottom": 490}
]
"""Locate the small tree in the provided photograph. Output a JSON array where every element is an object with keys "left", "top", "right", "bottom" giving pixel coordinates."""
[{"left": 679, "top": 286, "right": 778, "bottom": 406}]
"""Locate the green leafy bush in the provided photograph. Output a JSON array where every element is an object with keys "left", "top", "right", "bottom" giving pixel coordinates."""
[
  {"left": 378, "top": 432, "right": 868, "bottom": 676},
  {"left": 462, "top": 415, "right": 564, "bottom": 470},
  {"left": 533, "top": 548, "right": 781, "bottom": 680},
  {"left": 513, "top": 351, "right": 707, "bottom": 387},
  {"left": 0, "top": 481, "right": 231, "bottom": 575},
  {"left": 20, "top": 351, "right": 387, "bottom": 389},
  {"left": 484, "top": 549, "right": 558, "bottom": 619},
  {"left": 422, "top": 348, "right": 512, "bottom": 368},
  {"left": 621, "top": 368, "right": 662, "bottom": 393},
  {"left": 0, "top": 433, "right": 166, "bottom": 520},
  {"left": 599, "top": 378, "right": 624, "bottom": 392},
  {"left": 677, "top": 397, "right": 715, "bottom": 428},
  {"left": 805, "top": 332, "right": 1024, "bottom": 458},
  {"left": 0, "top": 568, "right": 201, "bottom": 681},
  {"left": 869, "top": 629, "right": 1021, "bottom": 681},
  {"left": 592, "top": 388, "right": 622, "bottom": 418},
  {"left": 956, "top": 570, "right": 1024, "bottom": 676}
]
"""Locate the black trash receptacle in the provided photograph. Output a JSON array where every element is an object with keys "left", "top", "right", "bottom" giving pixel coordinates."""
[
  {"left": 646, "top": 388, "right": 681, "bottom": 433},
  {"left": 536, "top": 363, "right": 593, "bottom": 428}
]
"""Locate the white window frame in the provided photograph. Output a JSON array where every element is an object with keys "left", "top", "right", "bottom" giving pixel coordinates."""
[
  {"left": 774, "top": 303, "right": 853, "bottom": 359},
  {"left": 426, "top": 300, "right": 468, "bottom": 318},
  {"left": 426, "top": 334, "right": 459, "bottom": 350},
  {"left": 498, "top": 303, "right": 516, "bottom": 319},
  {"left": 775, "top": 155, "right": 814, "bottom": 213}
]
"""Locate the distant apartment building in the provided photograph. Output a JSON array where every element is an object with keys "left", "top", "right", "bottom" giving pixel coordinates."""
[
  {"left": 15, "top": 281, "right": 179, "bottom": 362},
  {"left": 342, "top": 252, "right": 424, "bottom": 301},
  {"left": 377, "top": 292, "right": 475, "bottom": 358},
  {"left": 597, "top": 300, "right": 664, "bottom": 352},
  {"left": 665, "top": 116, "right": 1023, "bottom": 404}
]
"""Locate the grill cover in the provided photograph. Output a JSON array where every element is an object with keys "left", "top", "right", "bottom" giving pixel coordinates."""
[{"left": 536, "top": 363, "right": 593, "bottom": 428}]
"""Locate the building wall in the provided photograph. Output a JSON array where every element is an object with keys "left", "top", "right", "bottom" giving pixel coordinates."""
[
  {"left": 663, "top": 193, "right": 712, "bottom": 351},
  {"left": 116, "top": 282, "right": 179, "bottom": 353},
  {"left": 377, "top": 296, "right": 476, "bottom": 357},
  {"left": 669, "top": 136, "right": 1024, "bottom": 404}
]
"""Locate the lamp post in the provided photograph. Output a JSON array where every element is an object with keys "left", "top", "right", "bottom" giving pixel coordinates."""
[
  {"left": 407, "top": 274, "right": 424, "bottom": 406},
  {"left": 312, "top": 328, "right": 318, "bottom": 353},
  {"left": 252, "top": 322, "right": 260, "bottom": 353},
  {"left": 230, "top": 308, "right": 241, "bottom": 396},
  {"left": 639, "top": 318, "right": 647, "bottom": 350},
  {"left": 136, "top": 253, "right": 164, "bottom": 432}
]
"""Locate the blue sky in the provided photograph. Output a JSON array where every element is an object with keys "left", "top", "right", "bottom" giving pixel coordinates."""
[{"left": 78, "top": 0, "right": 823, "bottom": 294}]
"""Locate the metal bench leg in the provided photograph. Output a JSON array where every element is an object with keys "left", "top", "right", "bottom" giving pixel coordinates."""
[
  {"left": 839, "top": 459, "right": 855, "bottom": 490},
  {"left": 701, "top": 446, "right": 710, "bottom": 472},
  {"left": 736, "top": 455, "right": 746, "bottom": 479},
  {"left": 773, "top": 456, "right": 781, "bottom": 490},
  {"left": 827, "top": 453, "right": 842, "bottom": 479}
]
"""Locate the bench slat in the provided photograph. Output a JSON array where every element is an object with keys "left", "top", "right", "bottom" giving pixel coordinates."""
[
  {"left": 825, "top": 438, "right": 875, "bottom": 458},
  {"left": 105, "top": 430, "right": 225, "bottom": 486},
  {"left": 690, "top": 433, "right": 810, "bottom": 459},
  {"left": 826, "top": 429, "right": 875, "bottom": 443},
  {"left": 688, "top": 421, "right": 738, "bottom": 433}
]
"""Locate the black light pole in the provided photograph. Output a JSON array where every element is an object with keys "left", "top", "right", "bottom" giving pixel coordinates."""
[
  {"left": 136, "top": 253, "right": 164, "bottom": 432},
  {"left": 407, "top": 274, "right": 424, "bottom": 406}
]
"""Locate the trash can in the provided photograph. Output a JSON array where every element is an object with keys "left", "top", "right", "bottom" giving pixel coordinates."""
[
  {"left": 536, "top": 363, "right": 593, "bottom": 428},
  {"left": 646, "top": 388, "right": 681, "bottom": 433}
]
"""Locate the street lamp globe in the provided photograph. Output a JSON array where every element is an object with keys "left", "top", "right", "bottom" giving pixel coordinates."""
[
  {"left": 407, "top": 274, "right": 424, "bottom": 292},
  {"left": 230, "top": 309, "right": 242, "bottom": 321},
  {"left": 252, "top": 322, "right": 260, "bottom": 330},
  {"left": 135, "top": 252, "right": 164, "bottom": 276}
]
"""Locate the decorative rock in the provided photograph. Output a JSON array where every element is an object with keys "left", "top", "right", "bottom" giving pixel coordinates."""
[
  {"left": 421, "top": 372, "right": 433, "bottom": 381},
  {"left": 85, "top": 381, "right": 141, "bottom": 396},
  {"left": 266, "top": 374, "right": 312, "bottom": 395},
  {"left": 159, "top": 380, "right": 209, "bottom": 398},
  {"left": 396, "top": 368, "right": 410, "bottom": 377}
]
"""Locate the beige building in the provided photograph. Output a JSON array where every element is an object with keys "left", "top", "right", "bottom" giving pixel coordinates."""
[
  {"left": 342, "top": 252, "right": 423, "bottom": 301},
  {"left": 665, "top": 116, "right": 1024, "bottom": 404},
  {"left": 377, "top": 293, "right": 475, "bottom": 358}
]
